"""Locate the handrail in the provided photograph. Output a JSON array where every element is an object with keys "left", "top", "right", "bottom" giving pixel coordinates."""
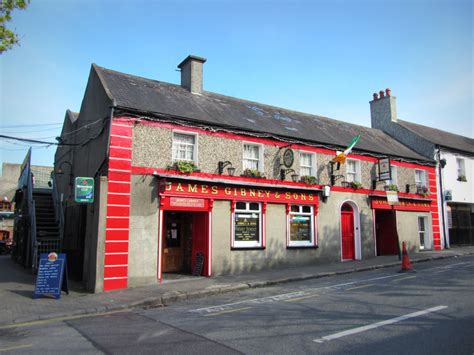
[
  {"left": 20, "top": 149, "right": 37, "bottom": 270},
  {"left": 51, "top": 173, "right": 65, "bottom": 244}
]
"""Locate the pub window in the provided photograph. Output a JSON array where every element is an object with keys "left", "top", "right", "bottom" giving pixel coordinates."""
[
  {"left": 415, "top": 169, "right": 427, "bottom": 187},
  {"left": 288, "top": 205, "right": 315, "bottom": 247},
  {"left": 172, "top": 131, "right": 197, "bottom": 162},
  {"left": 456, "top": 158, "right": 466, "bottom": 181},
  {"left": 243, "top": 143, "right": 263, "bottom": 172},
  {"left": 346, "top": 159, "right": 361, "bottom": 183},
  {"left": 387, "top": 165, "right": 398, "bottom": 186},
  {"left": 233, "top": 202, "right": 262, "bottom": 248},
  {"left": 300, "top": 152, "right": 316, "bottom": 177}
]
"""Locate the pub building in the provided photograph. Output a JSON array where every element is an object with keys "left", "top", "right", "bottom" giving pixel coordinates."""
[{"left": 55, "top": 55, "right": 440, "bottom": 292}]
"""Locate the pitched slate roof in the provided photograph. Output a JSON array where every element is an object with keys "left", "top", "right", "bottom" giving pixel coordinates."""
[
  {"left": 398, "top": 119, "right": 474, "bottom": 155},
  {"left": 93, "top": 64, "right": 431, "bottom": 162}
]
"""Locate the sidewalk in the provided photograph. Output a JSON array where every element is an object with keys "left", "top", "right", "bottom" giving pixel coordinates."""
[{"left": 1, "top": 246, "right": 473, "bottom": 327}]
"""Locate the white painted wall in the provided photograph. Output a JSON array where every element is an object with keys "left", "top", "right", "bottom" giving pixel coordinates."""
[{"left": 440, "top": 150, "right": 474, "bottom": 203}]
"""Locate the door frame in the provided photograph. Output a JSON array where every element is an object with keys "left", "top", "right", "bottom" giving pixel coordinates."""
[{"left": 339, "top": 200, "right": 361, "bottom": 261}]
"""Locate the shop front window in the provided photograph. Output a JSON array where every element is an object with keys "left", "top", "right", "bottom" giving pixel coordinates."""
[
  {"left": 233, "top": 202, "right": 262, "bottom": 248},
  {"left": 288, "top": 205, "right": 315, "bottom": 247}
]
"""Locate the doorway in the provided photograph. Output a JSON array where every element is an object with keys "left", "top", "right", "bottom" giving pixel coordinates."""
[
  {"left": 375, "top": 210, "right": 399, "bottom": 255},
  {"left": 341, "top": 203, "right": 355, "bottom": 260},
  {"left": 162, "top": 211, "right": 209, "bottom": 276}
]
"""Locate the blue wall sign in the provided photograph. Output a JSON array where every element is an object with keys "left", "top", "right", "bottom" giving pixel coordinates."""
[{"left": 33, "top": 253, "right": 69, "bottom": 299}]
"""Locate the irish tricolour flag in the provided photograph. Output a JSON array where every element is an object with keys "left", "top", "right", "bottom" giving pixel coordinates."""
[{"left": 332, "top": 134, "right": 361, "bottom": 164}]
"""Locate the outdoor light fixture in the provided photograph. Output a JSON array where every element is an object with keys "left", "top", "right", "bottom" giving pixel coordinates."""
[
  {"left": 329, "top": 161, "right": 345, "bottom": 186},
  {"left": 55, "top": 161, "right": 73, "bottom": 185},
  {"left": 280, "top": 168, "right": 299, "bottom": 182},
  {"left": 218, "top": 161, "right": 235, "bottom": 176}
]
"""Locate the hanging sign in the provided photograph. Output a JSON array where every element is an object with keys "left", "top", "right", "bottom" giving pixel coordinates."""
[
  {"left": 386, "top": 191, "right": 399, "bottom": 205},
  {"left": 33, "top": 253, "right": 69, "bottom": 299},
  {"left": 282, "top": 149, "right": 295, "bottom": 168},
  {"left": 378, "top": 158, "right": 391, "bottom": 181},
  {"left": 75, "top": 177, "right": 94, "bottom": 203}
]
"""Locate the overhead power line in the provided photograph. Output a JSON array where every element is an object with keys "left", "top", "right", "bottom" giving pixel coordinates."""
[{"left": 1, "top": 122, "right": 63, "bottom": 128}]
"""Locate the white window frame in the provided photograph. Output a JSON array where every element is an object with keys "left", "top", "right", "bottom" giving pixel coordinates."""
[
  {"left": 287, "top": 205, "right": 315, "bottom": 247},
  {"left": 456, "top": 158, "right": 466, "bottom": 179},
  {"left": 415, "top": 169, "right": 427, "bottom": 187},
  {"left": 387, "top": 165, "right": 398, "bottom": 186},
  {"left": 232, "top": 202, "right": 263, "bottom": 249},
  {"left": 299, "top": 151, "right": 316, "bottom": 177},
  {"left": 418, "top": 215, "right": 430, "bottom": 250},
  {"left": 346, "top": 159, "right": 361, "bottom": 183},
  {"left": 172, "top": 130, "right": 198, "bottom": 163},
  {"left": 243, "top": 142, "right": 264, "bottom": 172}
]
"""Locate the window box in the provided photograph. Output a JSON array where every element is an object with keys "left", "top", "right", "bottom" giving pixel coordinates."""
[
  {"left": 300, "top": 175, "right": 317, "bottom": 185},
  {"left": 349, "top": 181, "right": 363, "bottom": 189},
  {"left": 416, "top": 185, "right": 430, "bottom": 196},
  {"left": 457, "top": 175, "right": 467, "bottom": 182},
  {"left": 384, "top": 184, "right": 399, "bottom": 192},
  {"left": 241, "top": 168, "right": 265, "bottom": 179},
  {"left": 166, "top": 161, "right": 200, "bottom": 174}
]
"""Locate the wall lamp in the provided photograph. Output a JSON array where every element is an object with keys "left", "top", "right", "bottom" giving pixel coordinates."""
[
  {"left": 280, "top": 168, "right": 299, "bottom": 182},
  {"left": 218, "top": 161, "right": 236, "bottom": 176},
  {"left": 54, "top": 161, "right": 73, "bottom": 185},
  {"left": 329, "top": 161, "right": 344, "bottom": 186}
]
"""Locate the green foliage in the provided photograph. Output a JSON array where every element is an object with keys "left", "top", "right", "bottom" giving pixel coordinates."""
[
  {"left": 166, "top": 161, "right": 200, "bottom": 174},
  {"left": 349, "top": 181, "right": 363, "bottom": 189},
  {"left": 387, "top": 184, "right": 398, "bottom": 192},
  {"left": 1, "top": 0, "right": 30, "bottom": 54},
  {"left": 300, "top": 175, "right": 317, "bottom": 185},
  {"left": 241, "top": 168, "right": 265, "bottom": 178},
  {"left": 457, "top": 175, "right": 467, "bottom": 182}
]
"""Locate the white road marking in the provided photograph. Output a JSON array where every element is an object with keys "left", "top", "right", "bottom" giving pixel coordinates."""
[
  {"left": 190, "top": 274, "right": 405, "bottom": 315},
  {"left": 203, "top": 307, "right": 252, "bottom": 317},
  {"left": 313, "top": 305, "right": 448, "bottom": 343}
]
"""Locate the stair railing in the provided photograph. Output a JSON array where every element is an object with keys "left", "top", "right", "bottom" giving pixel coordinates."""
[{"left": 51, "top": 172, "right": 65, "bottom": 246}]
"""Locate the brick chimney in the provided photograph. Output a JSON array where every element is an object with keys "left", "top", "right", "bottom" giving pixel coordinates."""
[
  {"left": 370, "top": 88, "right": 397, "bottom": 130},
  {"left": 178, "top": 55, "right": 207, "bottom": 94}
]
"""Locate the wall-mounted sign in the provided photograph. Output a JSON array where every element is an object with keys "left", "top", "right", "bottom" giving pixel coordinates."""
[
  {"left": 75, "top": 177, "right": 94, "bottom": 203},
  {"left": 444, "top": 190, "right": 452, "bottom": 201},
  {"left": 283, "top": 148, "right": 294, "bottom": 168},
  {"left": 371, "top": 198, "right": 431, "bottom": 211},
  {"left": 170, "top": 197, "right": 205, "bottom": 208},
  {"left": 378, "top": 158, "right": 391, "bottom": 181}
]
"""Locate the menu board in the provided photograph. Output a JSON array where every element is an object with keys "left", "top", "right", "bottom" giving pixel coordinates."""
[
  {"left": 33, "top": 253, "right": 69, "bottom": 299},
  {"left": 290, "top": 216, "right": 311, "bottom": 241},
  {"left": 235, "top": 213, "right": 259, "bottom": 242}
]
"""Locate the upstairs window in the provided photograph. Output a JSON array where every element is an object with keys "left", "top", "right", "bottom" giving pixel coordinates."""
[
  {"left": 346, "top": 159, "right": 361, "bottom": 183},
  {"left": 456, "top": 158, "right": 466, "bottom": 181},
  {"left": 172, "top": 132, "right": 196, "bottom": 162},
  {"left": 300, "top": 152, "right": 316, "bottom": 177},
  {"left": 388, "top": 165, "right": 398, "bottom": 186},
  {"left": 415, "top": 169, "right": 427, "bottom": 187},
  {"left": 243, "top": 143, "right": 263, "bottom": 172}
]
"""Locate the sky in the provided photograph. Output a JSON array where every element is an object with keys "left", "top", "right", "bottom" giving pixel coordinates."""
[{"left": 0, "top": 0, "right": 472, "bottom": 170}]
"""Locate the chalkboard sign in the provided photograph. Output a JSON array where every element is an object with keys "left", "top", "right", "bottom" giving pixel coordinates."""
[
  {"left": 33, "top": 253, "right": 69, "bottom": 299},
  {"left": 234, "top": 213, "right": 259, "bottom": 242},
  {"left": 192, "top": 252, "right": 204, "bottom": 276}
]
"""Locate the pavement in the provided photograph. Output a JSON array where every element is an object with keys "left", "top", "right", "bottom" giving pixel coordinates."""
[{"left": 1, "top": 246, "right": 473, "bottom": 328}]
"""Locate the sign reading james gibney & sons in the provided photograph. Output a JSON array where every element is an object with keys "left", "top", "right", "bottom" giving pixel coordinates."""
[{"left": 162, "top": 181, "right": 319, "bottom": 204}]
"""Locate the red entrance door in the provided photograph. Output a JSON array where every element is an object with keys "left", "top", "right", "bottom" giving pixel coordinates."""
[
  {"left": 375, "top": 210, "right": 399, "bottom": 255},
  {"left": 341, "top": 203, "right": 355, "bottom": 260}
]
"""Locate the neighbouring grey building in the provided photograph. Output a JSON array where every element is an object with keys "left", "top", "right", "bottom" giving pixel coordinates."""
[{"left": 371, "top": 90, "right": 474, "bottom": 246}]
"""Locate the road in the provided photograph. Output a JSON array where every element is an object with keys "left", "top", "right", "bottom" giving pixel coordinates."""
[{"left": 1, "top": 256, "right": 473, "bottom": 354}]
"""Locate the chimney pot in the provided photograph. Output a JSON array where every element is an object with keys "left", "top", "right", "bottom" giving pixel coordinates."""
[
  {"left": 385, "top": 88, "right": 391, "bottom": 97},
  {"left": 379, "top": 90, "right": 385, "bottom": 98},
  {"left": 373, "top": 93, "right": 379, "bottom": 100}
]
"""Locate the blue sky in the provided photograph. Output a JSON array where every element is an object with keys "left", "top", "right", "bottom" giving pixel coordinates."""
[{"left": 1, "top": 0, "right": 472, "bottom": 169}]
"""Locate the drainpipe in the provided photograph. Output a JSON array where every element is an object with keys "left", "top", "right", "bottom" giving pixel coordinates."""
[{"left": 436, "top": 147, "right": 449, "bottom": 249}]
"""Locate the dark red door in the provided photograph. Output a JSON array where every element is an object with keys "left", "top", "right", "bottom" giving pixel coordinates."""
[
  {"left": 375, "top": 210, "right": 398, "bottom": 255},
  {"left": 341, "top": 203, "right": 355, "bottom": 260}
]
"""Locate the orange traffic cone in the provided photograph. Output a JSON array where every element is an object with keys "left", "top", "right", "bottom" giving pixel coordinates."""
[{"left": 399, "top": 241, "right": 415, "bottom": 272}]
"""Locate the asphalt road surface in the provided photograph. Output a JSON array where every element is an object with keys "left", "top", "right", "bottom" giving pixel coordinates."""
[{"left": 1, "top": 256, "right": 473, "bottom": 354}]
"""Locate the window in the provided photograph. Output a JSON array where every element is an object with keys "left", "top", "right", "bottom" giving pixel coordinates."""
[
  {"left": 172, "top": 132, "right": 196, "bottom": 162},
  {"left": 288, "top": 205, "right": 315, "bottom": 247},
  {"left": 418, "top": 216, "right": 429, "bottom": 250},
  {"left": 387, "top": 166, "right": 398, "bottom": 186},
  {"left": 456, "top": 158, "right": 466, "bottom": 181},
  {"left": 243, "top": 143, "right": 263, "bottom": 171},
  {"left": 346, "top": 159, "right": 361, "bottom": 183},
  {"left": 415, "top": 169, "right": 426, "bottom": 187},
  {"left": 233, "top": 202, "right": 262, "bottom": 248},
  {"left": 300, "top": 152, "right": 316, "bottom": 177}
]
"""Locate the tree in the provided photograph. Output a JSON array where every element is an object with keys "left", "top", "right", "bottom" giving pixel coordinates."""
[{"left": 1, "top": 0, "right": 30, "bottom": 54}]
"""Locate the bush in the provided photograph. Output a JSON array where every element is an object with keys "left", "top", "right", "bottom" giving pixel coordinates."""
[
  {"left": 241, "top": 169, "right": 265, "bottom": 178},
  {"left": 166, "top": 161, "right": 200, "bottom": 174},
  {"left": 300, "top": 175, "right": 317, "bottom": 185},
  {"left": 349, "top": 181, "right": 363, "bottom": 189}
]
